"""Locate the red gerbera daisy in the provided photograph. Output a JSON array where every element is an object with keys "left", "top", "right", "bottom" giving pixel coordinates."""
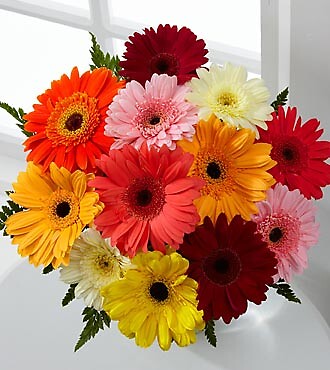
[
  {"left": 258, "top": 105, "right": 330, "bottom": 199},
  {"left": 179, "top": 214, "right": 277, "bottom": 323},
  {"left": 23, "top": 67, "right": 125, "bottom": 173},
  {"left": 119, "top": 24, "right": 208, "bottom": 85},
  {"left": 89, "top": 143, "right": 204, "bottom": 257}
]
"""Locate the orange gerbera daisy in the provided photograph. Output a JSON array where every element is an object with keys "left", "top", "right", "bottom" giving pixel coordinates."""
[
  {"left": 178, "top": 115, "right": 276, "bottom": 222},
  {"left": 23, "top": 67, "right": 125, "bottom": 173}
]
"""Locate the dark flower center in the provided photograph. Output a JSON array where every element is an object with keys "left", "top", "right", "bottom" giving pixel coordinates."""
[
  {"left": 269, "top": 227, "right": 283, "bottom": 243},
  {"left": 149, "top": 281, "right": 169, "bottom": 302},
  {"left": 136, "top": 189, "right": 153, "bottom": 207},
  {"left": 65, "top": 113, "right": 83, "bottom": 132},
  {"left": 207, "top": 161, "right": 222, "bottom": 179},
  {"left": 203, "top": 249, "right": 242, "bottom": 286},
  {"left": 56, "top": 201, "right": 71, "bottom": 218},
  {"left": 150, "top": 52, "right": 179, "bottom": 75},
  {"left": 282, "top": 147, "right": 295, "bottom": 161},
  {"left": 149, "top": 116, "right": 161, "bottom": 125}
]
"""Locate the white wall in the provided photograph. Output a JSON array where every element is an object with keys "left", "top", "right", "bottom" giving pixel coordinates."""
[{"left": 289, "top": 0, "right": 330, "bottom": 323}]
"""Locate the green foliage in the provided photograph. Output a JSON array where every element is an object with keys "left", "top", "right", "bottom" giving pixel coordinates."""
[
  {"left": 42, "top": 264, "right": 55, "bottom": 274},
  {"left": 270, "top": 279, "right": 301, "bottom": 304},
  {"left": 271, "top": 87, "right": 289, "bottom": 113},
  {"left": 74, "top": 307, "right": 111, "bottom": 352},
  {"left": 89, "top": 32, "right": 122, "bottom": 78},
  {"left": 62, "top": 283, "right": 78, "bottom": 307},
  {"left": 0, "top": 101, "right": 32, "bottom": 137},
  {"left": 0, "top": 194, "right": 24, "bottom": 236},
  {"left": 204, "top": 319, "right": 217, "bottom": 347}
]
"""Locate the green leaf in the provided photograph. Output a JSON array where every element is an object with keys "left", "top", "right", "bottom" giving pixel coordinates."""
[
  {"left": 89, "top": 32, "right": 122, "bottom": 78},
  {"left": 0, "top": 101, "right": 32, "bottom": 137},
  {"left": 42, "top": 264, "right": 54, "bottom": 274},
  {"left": 271, "top": 87, "right": 289, "bottom": 113},
  {"left": 74, "top": 307, "right": 111, "bottom": 352},
  {"left": 0, "top": 197, "right": 24, "bottom": 236},
  {"left": 204, "top": 319, "right": 217, "bottom": 347},
  {"left": 270, "top": 280, "right": 301, "bottom": 304},
  {"left": 62, "top": 283, "right": 78, "bottom": 307}
]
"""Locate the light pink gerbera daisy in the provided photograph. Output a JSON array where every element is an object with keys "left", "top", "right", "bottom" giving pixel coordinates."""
[
  {"left": 252, "top": 183, "right": 319, "bottom": 282},
  {"left": 104, "top": 73, "right": 198, "bottom": 150},
  {"left": 89, "top": 143, "right": 204, "bottom": 257}
]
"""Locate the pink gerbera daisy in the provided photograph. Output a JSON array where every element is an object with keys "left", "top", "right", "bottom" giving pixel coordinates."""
[
  {"left": 89, "top": 143, "right": 204, "bottom": 257},
  {"left": 105, "top": 73, "right": 198, "bottom": 150},
  {"left": 252, "top": 183, "right": 319, "bottom": 282}
]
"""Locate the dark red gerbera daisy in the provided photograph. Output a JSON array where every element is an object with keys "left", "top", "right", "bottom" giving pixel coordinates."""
[
  {"left": 179, "top": 214, "right": 277, "bottom": 324},
  {"left": 119, "top": 24, "right": 208, "bottom": 85},
  {"left": 258, "top": 105, "right": 330, "bottom": 199}
]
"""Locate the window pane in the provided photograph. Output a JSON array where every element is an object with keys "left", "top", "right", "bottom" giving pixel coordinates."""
[
  {"left": 109, "top": 0, "right": 260, "bottom": 53},
  {"left": 17, "top": 0, "right": 89, "bottom": 11},
  {"left": 0, "top": 10, "right": 91, "bottom": 138}
]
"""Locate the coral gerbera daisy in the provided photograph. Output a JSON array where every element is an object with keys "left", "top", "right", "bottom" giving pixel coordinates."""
[
  {"left": 252, "top": 183, "right": 319, "bottom": 282},
  {"left": 90, "top": 143, "right": 204, "bottom": 257},
  {"left": 178, "top": 115, "right": 276, "bottom": 223},
  {"left": 258, "top": 105, "right": 330, "bottom": 199},
  {"left": 119, "top": 24, "right": 208, "bottom": 85},
  {"left": 60, "top": 228, "right": 131, "bottom": 310},
  {"left": 5, "top": 162, "right": 103, "bottom": 268},
  {"left": 101, "top": 250, "right": 205, "bottom": 350},
  {"left": 23, "top": 67, "right": 125, "bottom": 173},
  {"left": 105, "top": 73, "right": 198, "bottom": 150},
  {"left": 179, "top": 214, "right": 277, "bottom": 323},
  {"left": 186, "top": 63, "right": 273, "bottom": 138}
]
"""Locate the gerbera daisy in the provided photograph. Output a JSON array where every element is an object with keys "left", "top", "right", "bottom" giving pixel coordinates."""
[
  {"left": 119, "top": 24, "right": 208, "bottom": 85},
  {"left": 23, "top": 67, "right": 125, "bottom": 173},
  {"left": 90, "top": 143, "right": 204, "bottom": 257},
  {"left": 178, "top": 115, "right": 276, "bottom": 223},
  {"left": 252, "top": 183, "right": 319, "bottom": 282},
  {"left": 186, "top": 63, "right": 273, "bottom": 138},
  {"left": 5, "top": 162, "right": 103, "bottom": 268},
  {"left": 258, "top": 105, "right": 330, "bottom": 199},
  {"left": 60, "top": 228, "right": 131, "bottom": 310},
  {"left": 105, "top": 73, "right": 198, "bottom": 150},
  {"left": 179, "top": 214, "right": 277, "bottom": 323},
  {"left": 101, "top": 250, "right": 205, "bottom": 350}
]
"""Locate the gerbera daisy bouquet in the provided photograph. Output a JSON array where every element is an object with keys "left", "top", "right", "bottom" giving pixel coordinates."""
[{"left": 1, "top": 24, "right": 329, "bottom": 352}]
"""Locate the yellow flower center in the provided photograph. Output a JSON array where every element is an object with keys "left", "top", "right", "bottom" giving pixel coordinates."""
[
  {"left": 193, "top": 149, "right": 236, "bottom": 199},
  {"left": 218, "top": 92, "right": 238, "bottom": 107},
  {"left": 46, "top": 92, "right": 100, "bottom": 146},
  {"left": 148, "top": 279, "right": 170, "bottom": 305},
  {"left": 94, "top": 254, "right": 117, "bottom": 276},
  {"left": 46, "top": 189, "right": 80, "bottom": 229}
]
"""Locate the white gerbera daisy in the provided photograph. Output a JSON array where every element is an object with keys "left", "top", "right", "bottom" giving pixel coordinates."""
[
  {"left": 60, "top": 228, "right": 131, "bottom": 310},
  {"left": 186, "top": 63, "right": 273, "bottom": 138}
]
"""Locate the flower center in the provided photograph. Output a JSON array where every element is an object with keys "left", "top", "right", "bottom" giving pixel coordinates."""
[
  {"left": 269, "top": 227, "right": 283, "bottom": 243},
  {"left": 149, "top": 281, "right": 169, "bottom": 302},
  {"left": 206, "top": 161, "right": 222, "bottom": 179},
  {"left": 203, "top": 249, "right": 242, "bottom": 286},
  {"left": 218, "top": 92, "right": 238, "bottom": 107},
  {"left": 65, "top": 113, "right": 83, "bottom": 132},
  {"left": 123, "top": 177, "right": 165, "bottom": 220},
  {"left": 46, "top": 92, "right": 100, "bottom": 147},
  {"left": 136, "top": 189, "right": 152, "bottom": 206},
  {"left": 46, "top": 189, "right": 80, "bottom": 230},
  {"left": 149, "top": 53, "right": 179, "bottom": 75},
  {"left": 95, "top": 255, "right": 114, "bottom": 274},
  {"left": 56, "top": 201, "right": 71, "bottom": 218},
  {"left": 272, "top": 137, "right": 307, "bottom": 172},
  {"left": 133, "top": 99, "right": 179, "bottom": 139},
  {"left": 257, "top": 213, "right": 301, "bottom": 259},
  {"left": 194, "top": 149, "right": 235, "bottom": 199}
]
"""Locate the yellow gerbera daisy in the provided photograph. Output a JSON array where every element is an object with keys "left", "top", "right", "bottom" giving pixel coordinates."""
[
  {"left": 5, "top": 162, "right": 103, "bottom": 268},
  {"left": 178, "top": 115, "right": 276, "bottom": 222},
  {"left": 186, "top": 63, "right": 273, "bottom": 138},
  {"left": 101, "top": 251, "right": 205, "bottom": 351}
]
